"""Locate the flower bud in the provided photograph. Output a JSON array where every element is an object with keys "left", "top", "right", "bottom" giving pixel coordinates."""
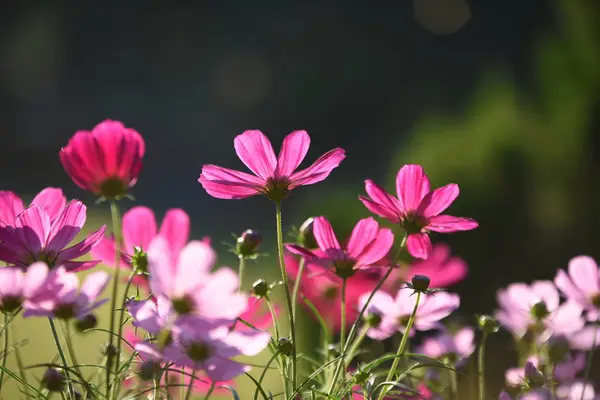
[
  {"left": 42, "top": 368, "right": 65, "bottom": 392},
  {"left": 139, "top": 360, "right": 162, "bottom": 381},
  {"left": 236, "top": 229, "right": 262, "bottom": 258},
  {"left": 75, "top": 314, "right": 98, "bottom": 332},
  {"left": 364, "top": 312, "right": 382, "bottom": 328},
  {"left": 131, "top": 246, "right": 148, "bottom": 274},
  {"left": 252, "top": 279, "right": 270, "bottom": 298},
  {"left": 411, "top": 275, "right": 431, "bottom": 292},
  {"left": 477, "top": 315, "right": 500, "bottom": 334},
  {"left": 278, "top": 337, "right": 294, "bottom": 357},
  {"left": 298, "top": 217, "right": 319, "bottom": 248},
  {"left": 352, "top": 368, "right": 370, "bottom": 385},
  {"left": 531, "top": 301, "right": 550, "bottom": 320},
  {"left": 524, "top": 362, "right": 545, "bottom": 388},
  {"left": 547, "top": 335, "right": 570, "bottom": 364}
]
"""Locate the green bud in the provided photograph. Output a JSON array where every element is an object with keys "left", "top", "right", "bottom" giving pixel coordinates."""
[{"left": 477, "top": 314, "right": 500, "bottom": 334}]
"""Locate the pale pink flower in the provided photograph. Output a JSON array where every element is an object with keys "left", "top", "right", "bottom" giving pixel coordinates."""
[
  {"left": 0, "top": 202, "right": 106, "bottom": 271},
  {"left": 0, "top": 262, "right": 53, "bottom": 314},
  {"left": 554, "top": 256, "right": 600, "bottom": 320},
  {"left": 407, "top": 243, "right": 468, "bottom": 288},
  {"left": 359, "top": 288, "right": 460, "bottom": 340},
  {"left": 199, "top": 130, "right": 345, "bottom": 201},
  {"left": 556, "top": 382, "right": 600, "bottom": 400},
  {"left": 285, "top": 216, "right": 394, "bottom": 279},
  {"left": 0, "top": 188, "right": 66, "bottom": 225},
  {"left": 418, "top": 327, "right": 475, "bottom": 365},
  {"left": 60, "top": 120, "right": 145, "bottom": 199},
  {"left": 566, "top": 325, "right": 600, "bottom": 351},
  {"left": 359, "top": 165, "right": 478, "bottom": 259}
]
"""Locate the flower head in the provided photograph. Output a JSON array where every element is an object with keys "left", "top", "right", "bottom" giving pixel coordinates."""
[
  {"left": 418, "top": 327, "right": 475, "bottom": 365},
  {"left": 60, "top": 120, "right": 145, "bottom": 199},
  {"left": 0, "top": 262, "right": 53, "bottom": 313},
  {"left": 199, "top": 130, "right": 345, "bottom": 201},
  {"left": 359, "top": 165, "right": 478, "bottom": 259},
  {"left": 554, "top": 256, "right": 600, "bottom": 320},
  {"left": 286, "top": 216, "right": 394, "bottom": 279},
  {"left": 0, "top": 188, "right": 66, "bottom": 225},
  {"left": 0, "top": 202, "right": 106, "bottom": 271}
]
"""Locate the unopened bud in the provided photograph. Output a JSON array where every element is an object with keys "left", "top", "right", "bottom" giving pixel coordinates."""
[
  {"left": 75, "top": 314, "right": 97, "bottom": 332},
  {"left": 131, "top": 246, "right": 148, "bottom": 274},
  {"left": 547, "top": 335, "right": 570, "bottom": 364},
  {"left": 139, "top": 360, "right": 161, "bottom": 381},
  {"left": 531, "top": 301, "right": 550, "bottom": 320},
  {"left": 298, "top": 217, "right": 318, "bottom": 248},
  {"left": 236, "top": 230, "right": 262, "bottom": 257},
  {"left": 524, "top": 362, "right": 545, "bottom": 388},
  {"left": 42, "top": 368, "right": 65, "bottom": 392},
  {"left": 252, "top": 279, "right": 270, "bottom": 298},
  {"left": 364, "top": 312, "right": 382, "bottom": 328},
  {"left": 411, "top": 275, "right": 431, "bottom": 292},
  {"left": 477, "top": 315, "right": 500, "bottom": 334},
  {"left": 278, "top": 337, "right": 294, "bottom": 357}
]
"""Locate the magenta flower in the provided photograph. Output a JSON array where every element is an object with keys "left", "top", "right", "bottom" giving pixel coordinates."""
[
  {"left": 0, "top": 202, "right": 106, "bottom": 271},
  {"left": 418, "top": 327, "right": 475, "bottom": 365},
  {"left": 406, "top": 243, "right": 468, "bottom": 288},
  {"left": 554, "top": 256, "right": 600, "bottom": 320},
  {"left": 60, "top": 120, "right": 145, "bottom": 199},
  {"left": 199, "top": 130, "right": 345, "bottom": 201},
  {"left": 24, "top": 266, "right": 110, "bottom": 320},
  {"left": 359, "top": 164, "right": 478, "bottom": 259},
  {"left": 285, "top": 216, "right": 394, "bottom": 279},
  {"left": 0, "top": 262, "right": 53, "bottom": 314},
  {"left": 0, "top": 188, "right": 66, "bottom": 225},
  {"left": 495, "top": 281, "right": 585, "bottom": 339},
  {"left": 359, "top": 288, "right": 460, "bottom": 340}
]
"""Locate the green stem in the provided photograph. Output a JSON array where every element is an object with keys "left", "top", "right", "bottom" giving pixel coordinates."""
[
  {"left": 0, "top": 314, "right": 8, "bottom": 392},
  {"left": 49, "top": 318, "right": 75, "bottom": 399},
  {"left": 477, "top": 331, "right": 488, "bottom": 400},
  {"left": 266, "top": 297, "right": 288, "bottom": 395},
  {"left": 238, "top": 257, "right": 246, "bottom": 291},
  {"left": 448, "top": 367, "right": 458, "bottom": 400},
  {"left": 274, "top": 201, "right": 297, "bottom": 393},
  {"left": 184, "top": 369, "right": 197, "bottom": 400},
  {"left": 340, "top": 279, "right": 347, "bottom": 351},
  {"left": 204, "top": 381, "right": 216, "bottom": 400},
  {"left": 344, "top": 324, "right": 369, "bottom": 368},
  {"left": 62, "top": 322, "right": 83, "bottom": 381},
  {"left": 12, "top": 324, "right": 28, "bottom": 389},
  {"left": 581, "top": 319, "right": 599, "bottom": 400},
  {"left": 266, "top": 298, "right": 281, "bottom": 341},
  {"left": 112, "top": 270, "right": 136, "bottom": 399},
  {"left": 106, "top": 200, "right": 122, "bottom": 398},
  {"left": 291, "top": 258, "right": 306, "bottom": 319},
  {"left": 378, "top": 291, "right": 421, "bottom": 400}
]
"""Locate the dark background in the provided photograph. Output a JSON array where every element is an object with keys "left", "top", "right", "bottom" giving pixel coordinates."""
[{"left": 1, "top": 0, "right": 599, "bottom": 394}]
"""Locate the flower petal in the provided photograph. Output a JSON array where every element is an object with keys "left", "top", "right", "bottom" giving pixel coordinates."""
[
  {"left": 222, "top": 330, "right": 270, "bottom": 356},
  {"left": 80, "top": 271, "right": 110, "bottom": 303},
  {"left": 568, "top": 255, "right": 600, "bottom": 296},
  {"left": 15, "top": 205, "right": 51, "bottom": 253},
  {"left": 31, "top": 188, "right": 66, "bottom": 223},
  {"left": 417, "top": 183, "right": 459, "bottom": 218},
  {"left": 426, "top": 215, "right": 478, "bottom": 232},
  {"left": 555, "top": 269, "right": 588, "bottom": 306},
  {"left": 122, "top": 206, "right": 157, "bottom": 253},
  {"left": 148, "top": 237, "right": 175, "bottom": 297},
  {"left": 199, "top": 165, "right": 263, "bottom": 200},
  {"left": 22, "top": 262, "right": 49, "bottom": 298},
  {"left": 346, "top": 218, "right": 379, "bottom": 259},
  {"left": 195, "top": 268, "right": 247, "bottom": 319},
  {"left": 406, "top": 233, "right": 432, "bottom": 260},
  {"left": 363, "top": 180, "right": 403, "bottom": 218},
  {"left": 396, "top": 165, "right": 430, "bottom": 211},
  {"left": 276, "top": 130, "right": 310, "bottom": 177},
  {"left": 58, "top": 225, "right": 107, "bottom": 262},
  {"left": 313, "top": 217, "right": 341, "bottom": 252},
  {"left": 91, "top": 235, "right": 130, "bottom": 269},
  {"left": 46, "top": 201, "right": 86, "bottom": 252},
  {"left": 288, "top": 148, "right": 345, "bottom": 188},
  {"left": 233, "top": 130, "right": 277, "bottom": 180},
  {"left": 173, "top": 241, "right": 216, "bottom": 296},
  {"left": 0, "top": 191, "right": 24, "bottom": 225},
  {"left": 359, "top": 196, "right": 401, "bottom": 223},
  {"left": 355, "top": 228, "right": 394, "bottom": 267},
  {"left": 159, "top": 208, "right": 190, "bottom": 255}
]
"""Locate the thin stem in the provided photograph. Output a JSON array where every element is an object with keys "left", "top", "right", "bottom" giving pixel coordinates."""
[
  {"left": 291, "top": 258, "right": 306, "bottom": 318},
  {"left": 378, "top": 291, "right": 421, "bottom": 400},
  {"left": 266, "top": 297, "right": 288, "bottom": 395},
  {"left": 274, "top": 201, "right": 297, "bottom": 393},
  {"left": 448, "top": 367, "right": 458, "bottom": 400},
  {"left": 62, "top": 322, "right": 83, "bottom": 381},
  {"left": 581, "top": 319, "right": 599, "bottom": 400},
  {"left": 0, "top": 313, "right": 8, "bottom": 392},
  {"left": 266, "top": 298, "right": 281, "bottom": 341},
  {"left": 49, "top": 318, "right": 75, "bottom": 399},
  {"left": 11, "top": 324, "right": 28, "bottom": 389},
  {"left": 238, "top": 257, "right": 246, "bottom": 291},
  {"left": 204, "top": 381, "right": 216, "bottom": 400},
  {"left": 340, "top": 278, "right": 347, "bottom": 351},
  {"left": 344, "top": 324, "right": 369, "bottom": 368},
  {"left": 112, "top": 269, "right": 136, "bottom": 399},
  {"left": 184, "top": 369, "right": 197, "bottom": 400},
  {"left": 106, "top": 200, "right": 122, "bottom": 398},
  {"left": 477, "top": 331, "right": 488, "bottom": 400}
]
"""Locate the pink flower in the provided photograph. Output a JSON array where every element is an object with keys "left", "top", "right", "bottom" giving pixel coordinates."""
[
  {"left": 495, "top": 281, "right": 585, "bottom": 339},
  {"left": 24, "top": 266, "right": 110, "bottom": 320},
  {"left": 199, "top": 130, "right": 345, "bottom": 201},
  {"left": 418, "top": 327, "right": 475, "bottom": 365},
  {"left": 60, "top": 120, "right": 145, "bottom": 199},
  {"left": 359, "top": 288, "right": 460, "bottom": 340},
  {"left": 556, "top": 381, "right": 600, "bottom": 400},
  {"left": 285, "top": 216, "right": 394, "bottom": 279},
  {"left": 406, "top": 243, "right": 468, "bottom": 288},
  {"left": 359, "top": 164, "right": 478, "bottom": 259},
  {"left": 239, "top": 297, "right": 276, "bottom": 331},
  {"left": 0, "top": 188, "right": 66, "bottom": 225},
  {"left": 554, "top": 256, "right": 600, "bottom": 320},
  {"left": 0, "top": 202, "right": 106, "bottom": 271},
  {"left": 0, "top": 262, "right": 53, "bottom": 314}
]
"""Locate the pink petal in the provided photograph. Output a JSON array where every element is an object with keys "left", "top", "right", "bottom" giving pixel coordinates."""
[
  {"left": 223, "top": 330, "right": 270, "bottom": 356},
  {"left": 22, "top": 262, "right": 49, "bottom": 298},
  {"left": 196, "top": 268, "right": 246, "bottom": 319},
  {"left": 363, "top": 180, "right": 403, "bottom": 218},
  {"left": 80, "top": 271, "right": 110, "bottom": 302},
  {"left": 122, "top": 206, "right": 157, "bottom": 253},
  {"left": 568, "top": 256, "right": 600, "bottom": 296},
  {"left": 0, "top": 191, "right": 24, "bottom": 225},
  {"left": 555, "top": 269, "right": 588, "bottom": 306},
  {"left": 417, "top": 183, "right": 459, "bottom": 218},
  {"left": 546, "top": 302, "right": 584, "bottom": 335},
  {"left": 58, "top": 225, "right": 107, "bottom": 261},
  {"left": 91, "top": 235, "right": 129, "bottom": 269},
  {"left": 346, "top": 218, "right": 379, "bottom": 259},
  {"left": 275, "top": 130, "right": 310, "bottom": 177},
  {"left": 204, "top": 358, "right": 249, "bottom": 382},
  {"left": 313, "top": 216, "right": 341, "bottom": 252},
  {"left": 396, "top": 165, "right": 430, "bottom": 212},
  {"left": 31, "top": 188, "right": 66, "bottom": 223},
  {"left": 0, "top": 268, "right": 24, "bottom": 297},
  {"left": 454, "top": 327, "right": 475, "bottom": 357},
  {"left": 284, "top": 244, "right": 319, "bottom": 259},
  {"left": 173, "top": 241, "right": 216, "bottom": 295},
  {"left": 406, "top": 233, "right": 432, "bottom": 260},
  {"left": 199, "top": 165, "right": 263, "bottom": 199},
  {"left": 148, "top": 237, "right": 175, "bottom": 297},
  {"left": 288, "top": 148, "right": 346, "bottom": 188},
  {"left": 15, "top": 205, "right": 51, "bottom": 253},
  {"left": 233, "top": 130, "right": 277, "bottom": 180},
  {"left": 128, "top": 300, "right": 162, "bottom": 334},
  {"left": 59, "top": 131, "right": 103, "bottom": 191},
  {"left": 159, "top": 208, "right": 190, "bottom": 255},
  {"left": 530, "top": 280, "right": 560, "bottom": 311},
  {"left": 355, "top": 228, "right": 394, "bottom": 267},
  {"left": 568, "top": 326, "right": 600, "bottom": 350},
  {"left": 61, "top": 260, "right": 100, "bottom": 272},
  {"left": 414, "top": 292, "right": 460, "bottom": 330},
  {"left": 46, "top": 201, "right": 86, "bottom": 252},
  {"left": 359, "top": 196, "right": 401, "bottom": 223},
  {"left": 426, "top": 215, "right": 478, "bottom": 232}
]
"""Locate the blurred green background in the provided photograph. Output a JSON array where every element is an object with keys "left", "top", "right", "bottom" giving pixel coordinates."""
[{"left": 1, "top": 0, "right": 600, "bottom": 397}]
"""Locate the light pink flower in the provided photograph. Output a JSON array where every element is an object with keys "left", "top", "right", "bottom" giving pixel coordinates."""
[
  {"left": 285, "top": 216, "right": 394, "bottom": 279},
  {"left": 359, "top": 288, "right": 460, "bottom": 340},
  {"left": 554, "top": 256, "right": 600, "bottom": 320},
  {"left": 199, "top": 130, "right": 345, "bottom": 200},
  {"left": 566, "top": 325, "right": 600, "bottom": 351},
  {"left": 495, "top": 281, "right": 585, "bottom": 339},
  {"left": 0, "top": 262, "right": 53, "bottom": 314},
  {"left": 406, "top": 243, "right": 468, "bottom": 288},
  {"left": 60, "top": 120, "right": 145, "bottom": 198},
  {"left": 0, "top": 202, "right": 106, "bottom": 271},
  {"left": 556, "top": 381, "right": 600, "bottom": 400},
  {"left": 418, "top": 327, "right": 475, "bottom": 365},
  {"left": 24, "top": 266, "right": 110, "bottom": 320},
  {"left": 359, "top": 165, "right": 478, "bottom": 259},
  {"left": 0, "top": 188, "right": 66, "bottom": 225}
]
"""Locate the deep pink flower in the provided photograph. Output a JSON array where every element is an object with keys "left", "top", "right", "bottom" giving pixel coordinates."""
[
  {"left": 24, "top": 266, "right": 110, "bottom": 320},
  {"left": 495, "top": 281, "right": 585, "bottom": 339},
  {"left": 199, "top": 130, "right": 345, "bottom": 201},
  {"left": 359, "top": 165, "right": 478, "bottom": 259},
  {"left": 554, "top": 256, "right": 600, "bottom": 320},
  {"left": 285, "top": 216, "right": 394, "bottom": 279},
  {"left": 0, "top": 188, "right": 66, "bottom": 225},
  {"left": 0, "top": 202, "right": 106, "bottom": 271},
  {"left": 359, "top": 288, "right": 460, "bottom": 340},
  {"left": 418, "top": 327, "right": 475, "bottom": 365},
  {"left": 60, "top": 120, "right": 145, "bottom": 199},
  {"left": 0, "top": 262, "right": 53, "bottom": 314},
  {"left": 406, "top": 243, "right": 468, "bottom": 288}
]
